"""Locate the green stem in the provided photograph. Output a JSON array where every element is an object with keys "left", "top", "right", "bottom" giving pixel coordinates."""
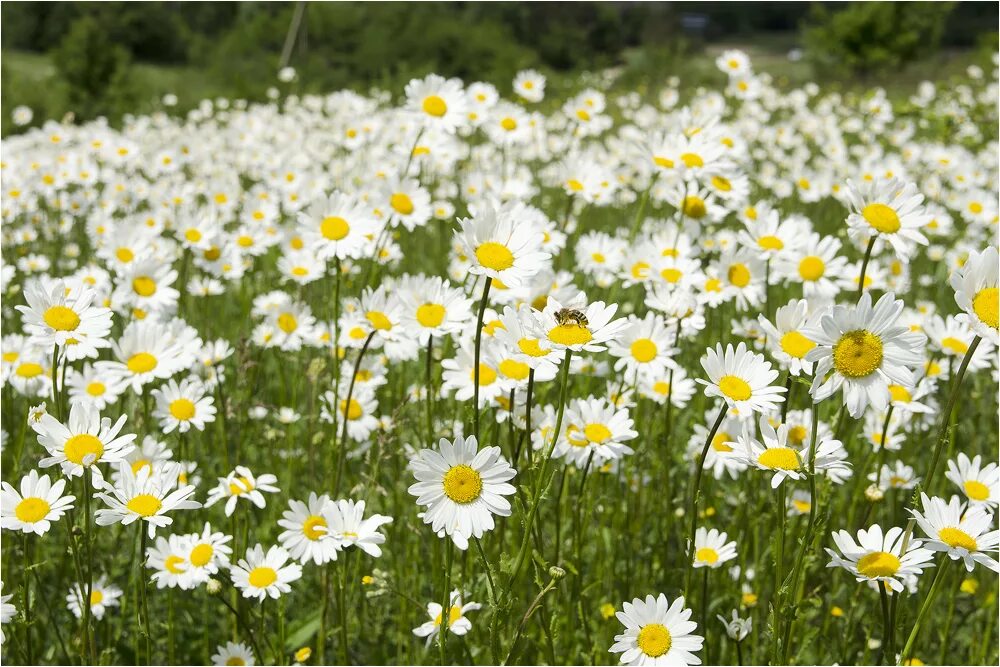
[
  {"left": 439, "top": 540, "right": 453, "bottom": 665},
  {"left": 899, "top": 559, "right": 949, "bottom": 664},
  {"left": 334, "top": 331, "right": 375, "bottom": 495},
  {"left": 684, "top": 404, "right": 727, "bottom": 596},
  {"left": 925, "top": 335, "right": 981, "bottom": 491},
  {"left": 472, "top": 277, "right": 493, "bottom": 443},
  {"left": 855, "top": 236, "right": 876, "bottom": 302}
]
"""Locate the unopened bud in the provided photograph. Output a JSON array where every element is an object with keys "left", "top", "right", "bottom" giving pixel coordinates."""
[
  {"left": 206, "top": 578, "right": 222, "bottom": 594},
  {"left": 865, "top": 484, "right": 884, "bottom": 502},
  {"left": 548, "top": 566, "right": 566, "bottom": 580}
]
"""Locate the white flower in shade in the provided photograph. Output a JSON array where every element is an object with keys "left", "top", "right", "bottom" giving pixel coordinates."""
[
  {"left": 610, "top": 594, "right": 704, "bottom": 666},
  {"left": 146, "top": 533, "right": 194, "bottom": 589},
  {"left": 455, "top": 200, "right": 551, "bottom": 288},
  {"left": 16, "top": 279, "right": 113, "bottom": 354},
  {"left": 640, "top": 366, "right": 697, "bottom": 410},
  {"left": 152, "top": 378, "right": 216, "bottom": 433},
  {"left": 716, "top": 610, "right": 752, "bottom": 641},
  {"left": 205, "top": 466, "right": 280, "bottom": 517},
  {"left": 298, "top": 192, "right": 381, "bottom": 262},
  {"left": 697, "top": 342, "right": 786, "bottom": 416},
  {"left": 328, "top": 499, "right": 393, "bottom": 557},
  {"left": 687, "top": 409, "right": 748, "bottom": 481},
  {"left": 66, "top": 575, "right": 122, "bottom": 620},
  {"left": 805, "top": 292, "right": 925, "bottom": 418},
  {"left": 556, "top": 396, "right": 638, "bottom": 468},
  {"left": 868, "top": 461, "right": 920, "bottom": 492},
  {"left": 407, "top": 435, "right": 516, "bottom": 551},
  {"left": 0, "top": 583, "right": 15, "bottom": 644},
  {"left": 412, "top": 589, "right": 481, "bottom": 645},
  {"left": 757, "top": 299, "right": 821, "bottom": 376},
  {"left": 231, "top": 544, "right": 303, "bottom": 601},
  {"left": 692, "top": 527, "right": 738, "bottom": 569},
  {"left": 736, "top": 416, "right": 851, "bottom": 488},
  {"left": 212, "top": 642, "right": 255, "bottom": 666},
  {"left": 277, "top": 493, "right": 341, "bottom": 566},
  {"left": 33, "top": 402, "right": 136, "bottom": 478},
  {"left": 949, "top": 245, "right": 998, "bottom": 343},
  {"left": 1, "top": 469, "right": 75, "bottom": 535},
  {"left": 94, "top": 462, "right": 201, "bottom": 538},
  {"left": 844, "top": 177, "right": 930, "bottom": 260},
  {"left": 909, "top": 494, "right": 1000, "bottom": 572},
  {"left": 945, "top": 453, "right": 998, "bottom": 507},
  {"left": 65, "top": 364, "right": 128, "bottom": 411},
  {"left": 405, "top": 74, "right": 468, "bottom": 133},
  {"left": 825, "top": 523, "right": 935, "bottom": 593},
  {"left": 531, "top": 295, "right": 627, "bottom": 353},
  {"left": 513, "top": 69, "right": 545, "bottom": 103}
]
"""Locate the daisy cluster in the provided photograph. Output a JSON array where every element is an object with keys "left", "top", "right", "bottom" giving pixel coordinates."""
[{"left": 0, "top": 49, "right": 998, "bottom": 666}]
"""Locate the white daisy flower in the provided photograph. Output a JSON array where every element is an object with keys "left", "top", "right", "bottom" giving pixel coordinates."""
[
  {"left": 15, "top": 279, "right": 113, "bottom": 353},
  {"left": 692, "top": 527, "right": 738, "bottom": 569},
  {"left": 609, "top": 593, "right": 704, "bottom": 666},
  {"left": 735, "top": 416, "right": 851, "bottom": 488},
  {"left": 0, "top": 583, "right": 15, "bottom": 645},
  {"left": 405, "top": 74, "right": 468, "bottom": 133},
  {"left": 152, "top": 377, "right": 216, "bottom": 434},
  {"left": 32, "top": 402, "right": 136, "bottom": 479},
  {"left": 844, "top": 177, "right": 930, "bottom": 260},
  {"left": 949, "top": 245, "right": 998, "bottom": 344},
  {"left": 532, "top": 295, "right": 627, "bottom": 353},
  {"left": 94, "top": 462, "right": 201, "bottom": 538},
  {"left": 945, "top": 453, "right": 998, "bottom": 507},
  {"left": 556, "top": 396, "right": 637, "bottom": 468},
  {"left": 757, "top": 299, "right": 821, "bottom": 376},
  {"left": 66, "top": 575, "right": 122, "bottom": 620},
  {"left": 212, "top": 641, "right": 255, "bottom": 666},
  {"left": 277, "top": 492, "right": 341, "bottom": 566},
  {"left": 910, "top": 494, "right": 1000, "bottom": 572},
  {"left": 697, "top": 342, "right": 786, "bottom": 416},
  {"left": 825, "top": 523, "right": 935, "bottom": 592},
  {"left": 412, "top": 589, "right": 481, "bottom": 645},
  {"left": 455, "top": 200, "right": 551, "bottom": 288},
  {"left": 328, "top": 498, "right": 393, "bottom": 557},
  {"left": 0, "top": 469, "right": 75, "bottom": 535},
  {"left": 205, "top": 466, "right": 280, "bottom": 517},
  {"left": 231, "top": 544, "right": 303, "bottom": 601}
]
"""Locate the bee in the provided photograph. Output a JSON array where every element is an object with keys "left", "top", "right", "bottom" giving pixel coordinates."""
[{"left": 554, "top": 307, "right": 588, "bottom": 328}]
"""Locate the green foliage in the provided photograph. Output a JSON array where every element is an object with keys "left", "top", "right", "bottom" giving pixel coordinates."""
[
  {"left": 50, "top": 14, "right": 137, "bottom": 121},
  {"left": 803, "top": 2, "right": 956, "bottom": 78}
]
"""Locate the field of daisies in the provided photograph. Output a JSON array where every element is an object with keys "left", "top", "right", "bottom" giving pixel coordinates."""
[{"left": 1, "top": 50, "right": 998, "bottom": 667}]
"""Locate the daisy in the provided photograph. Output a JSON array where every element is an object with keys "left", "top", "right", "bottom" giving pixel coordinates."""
[
  {"left": 65, "top": 364, "right": 128, "bottom": 411},
  {"left": 735, "top": 416, "right": 851, "bottom": 488},
  {"left": 775, "top": 232, "right": 848, "bottom": 301},
  {"left": 825, "top": 524, "right": 935, "bottom": 592},
  {"left": 692, "top": 527, "right": 738, "bottom": 569},
  {"left": 910, "top": 494, "right": 1000, "bottom": 572},
  {"left": 146, "top": 534, "right": 194, "bottom": 589},
  {"left": 607, "top": 312, "right": 678, "bottom": 380},
  {"left": 949, "top": 245, "right": 998, "bottom": 343},
  {"left": 16, "top": 279, "right": 113, "bottom": 352},
  {"left": 757, "top": 299, "right": 821, "bottom": 376},
  {"left": 33, "top": 402, "right": 136, "bottom": 478},
  {"left": 94, "top": 462, "right": 201, "bottom": 538},
  {"left": 405, "top": 74, "right": 468, "bottom": 133},
  {"left": 212, "top": 642, "right": 255, "bottom": 666},
  {"left": 328, "top": 498, "right": 394, "bottom": 557},
  {"left": 231, "top": 544, "right": 303, "bottom": 601},
  {"left": 382, "top": 177, "right": 432, "bottom": 231},
  {"left": 96, "top": 320, "right": 186, "bottom": 394},
  {"left": 737, "top": 208, "right": 802, "bottom": 260},
  {"left": 805, "top": 292, "right": 926, "bottom": 418},
  {"left": 531, "top": 295, "right": 627, "bottom": 353},
  {"left": 407, "top": 435, "right": 516, "bottom": 550},
  {"left": 640, "top": 366, "right": 697, "bottom": 410},
  {"left": 112, "top": 255, "right": 181, "bottom": 315},
  {"left": 844, "top": 177, "right": 930, "bottom": 260},
  {"left": 686, "top": 409, "right": 748, "bottom": 481},
  {"left": 152, "top": 378, "right": 216, "bottom": 433},
  {"left": 299, "top": 192, "right": 381, "bottom": 262},
  {"left": 717, "top": 610, "right": 752, "bottom": 642},
  {"left": 0, "top": 469, "right": 75, "bottom": 535},
  {"left": 205, "top": 466, "right": 280, "bottom": 517},
  {"left": 556, "top": 397, "right": 638, "bottom": 468},
  {"left": 869, "top": 461, "right": 920, "bottom": 492},
  {"left": 455, "top": 200, "right": 551, "bottom": 288},
  {"left": 697, "top": 342, "right": 786, "bottom": 416},
  {"left": 945, "top": 453, "right": 998, "bottom": 507},
  {"left": 66, "top": 575, "right": 122, "bottom": 620},
  {"left": 609, "top": 594, "right": 704, "bottom": 666},
  {"left": 184, "top": 523, "right": 233, "bottom": 582},
  {"left": 0, "top": 583, "right": 14, "bottom": 645},
  {"left": 513, "top": 69, "right": 545, "bottom": 103},
  {"left": 277, "top": 492, "right": 341, "bottom": 566},
  {"left": 412, "top": 589, "right": 481, "bottom": 645},
  {"left": 398, "top": 275, "right": 473, "bottom": 343}
]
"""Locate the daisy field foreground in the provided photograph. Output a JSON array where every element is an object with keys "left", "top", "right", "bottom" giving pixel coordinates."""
[{"left": 0, "top": 51, "right": 998, "bottom": 667}]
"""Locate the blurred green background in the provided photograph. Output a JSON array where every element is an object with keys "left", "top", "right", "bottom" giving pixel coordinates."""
[{"left": 1, "top": 1, "right": 997, "bottom": 135}]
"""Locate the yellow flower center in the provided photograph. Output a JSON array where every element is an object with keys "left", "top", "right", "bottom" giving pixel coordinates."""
[
  {"left": 517, "top": 338, "right": 549, "bottom": 357},
  {"left": 660, "top": 268, "right": 682, "bottom": 283},
  {"left": 711, "top": 431, "right": 733, "bottom": 452},
  {"left": 204, "top": 246, "right": 221, "bottom": 261},
  {"left": 248, "top": 566, "right": 278, "bottom": 588},
  {"left": 169, "top": 398, "right": 196, "bottom": 421},
  {"left": 303, "top": 515, "right": 328, "bottom": 540},
  {"left": 780, "top": 331, "right": 815, "bottom": 359},
  {"left": 86, "top": 382, "right": 106, "bottom": 396},
  {"left": 680, "top": 152, "right": 704, "bottom": 168},
  {"left": 964, "top": 480, "right": 990, "bottom": 501},
  {"left": 475, "top": 242, "right": 514, "bottom": 271},
  {"left": 43, "top": 305, "right": 80, "bottom": 331},
  {"left": 127, "top": 352, "right": 158, "bottom": 374},
  {"left": 164, "top": 555, "right": 186, "bottom": 574},
  {"left": 116, "top": 247, "right": 134, "bottom": 263},
  {"left": 637, "top": 623, "right": 673, "bottom": 658},
  {"left": 696, "top": 547, "right": 719, "bottom": 564},
  {"left": 972, "top": 287, "right": 999, "bottom": 329},
  {"left": 548, "top": 324, "right": 593, "bottom": 346},
  {"left": 442, "top": 464, "right": 483, "bottom": 504},
  {"left": 584, "top": 423, "right": 612, "bottom": 444},
  {"left": 832, "top": 330, "right": 883, "bottom": 378},
  {"left": 339, "top": 399, "right": 363, "bottom": 421},
  {"left": 416, "top": 303, "right": 446, "bottom": 328},
  {"left": 320, "top": 216, "right": 350, "bottom": 241},
  {"left": 758, "top": 235, "right": 784, "bottom": 251},
  {"left": 422, "top": 95, "right": 448, "bottom": 117},
  {"left": 237, "top": 235, "right": 254, "bottom": 248},
  {"left": 653, "top": 156, "right": 674, "bottom": 169},
  {"left": 501, "top": 117, "right": 517, "bottom": 131},
  {"left": 133, "top": 276, "right": 157, "bottom": 297},
  {"left": 718, "top": 375, "right": 752, "bottom": 401},
  {"left": 939, "top": 527, "right": 978, "bottom": 551},
  {"left": 185, "top": 228, "right": 202, "bottom": 243},
  {"left": 64, "top": 434, "right": 104, "bottom": 465},
  {"left": 711, "top": 175, "right": 732, "bottom": 192},
  {"left": 788, "top": 425, "right": 808, "bottom": 445},
  {"left": 728, "top": 263, "right": 751, "bottom": 288},
  {"left": 278, "top": 312, "right": 298, "bottom": 334},
  {"left": 126, "top": 494, "right": 162, "bottom": 517},
  {"left": 682, "top": 195, "right": 706, "bottom": 219},
  {"left": 366, "top": 311, "right": 392, "bottom": 331},
  {"left": 470, "top": 364, "right": 497, "bottom": 386},
  {"left": 857, "top": 551, "right": 901, "bottom": 578},
  {"left": 226, "top": 657, "right": 246, "bottom": 666},
  {"left": 862, "top": 203, "right": 901, "bottom": 233},
  {"left": 888, "top": 384, "right": 911, "bottom": 402},
  {"left": 940, "top": 336, "right": 968, "bottom": 355},
  {"left": 291, "top": 267, "right": 308, "bottom": 277},
  {"left": 390, "top": 193, "right": 414, "bottom": 215},
  {"left": 630, "top": 338, "right": 658, "bottom": 363},
  {"left": 796, "top": 256, "right": 823, "bottom": 281},
  {"left": 498, "top": 359, "right": 530, "bottom": 381},
  {"left": 228, "top": 476, "right": 255, "bottom": 495},
  {"left": 91, "top": 590, "right": 104, "bottom": 606},
  {"left": 757, "top": 447, "right": 800, "bottom": 470},
  {"left": 653, "top": 381, "right": 670, "bottom": 395},
  {"left": 434, "top": 605, "right": 463, "bottom": 627},
  {"left": 15, "top": 497, "right": 50, "bottom": 523}
]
